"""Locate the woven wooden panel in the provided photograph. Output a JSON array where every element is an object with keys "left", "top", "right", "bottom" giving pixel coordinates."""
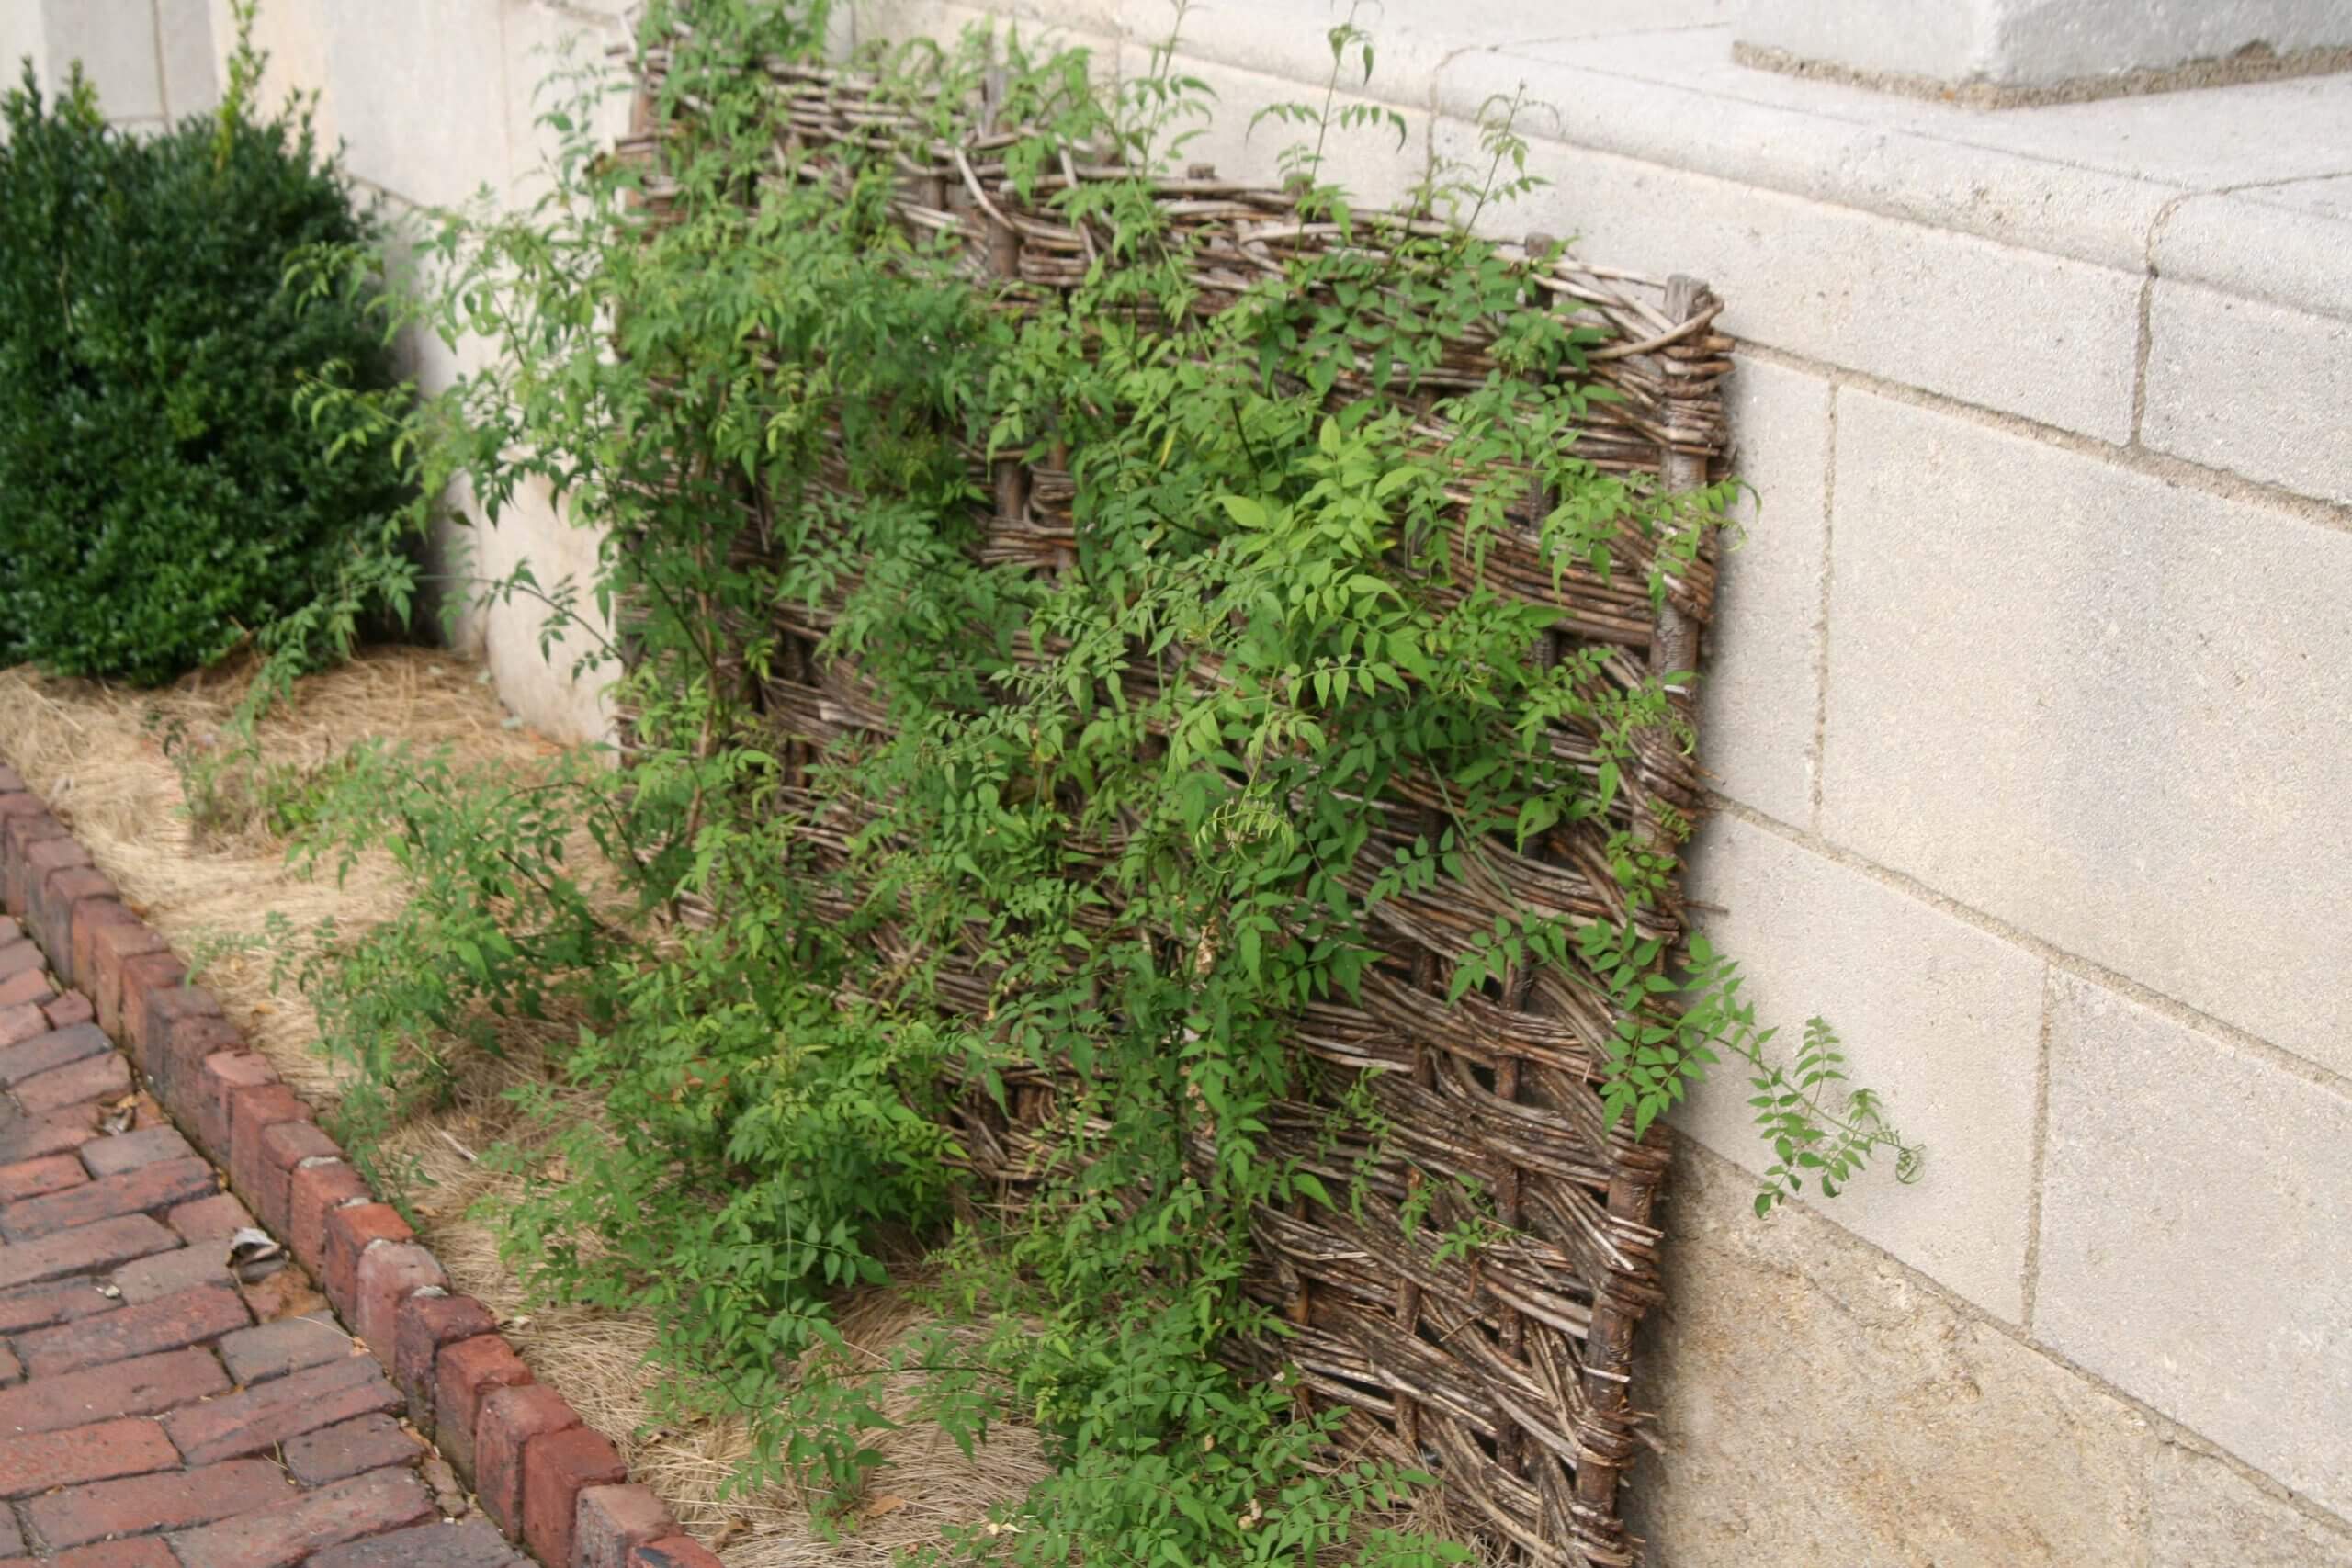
[{"left": 629, "top": 45, "right": 1731, "bottom": 1568}]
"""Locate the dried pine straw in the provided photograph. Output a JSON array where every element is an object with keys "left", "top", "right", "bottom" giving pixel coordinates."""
[{"left": 0, "top": 648, "right": 1050, "bottom": 1568}]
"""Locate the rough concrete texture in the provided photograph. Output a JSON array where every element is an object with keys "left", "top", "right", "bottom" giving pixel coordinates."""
[
  {"left": 1820, "top": 389, "right": 2352, "bottom": 1078},
  {"left": 1430, "top": 118, "right": 2145, "bottom": 441},
  {"left": 2036, "top": 976, "right": 2352, "bottom": 1520},
  {"left": 2143, "top": 278, "right": 2352, "bottom": 504},
  {"left": 1738, "top": 0, "right": 2352, "bottom": 92},
  {"left": 1681, "top": 812, "right": 2044, "bottom": 1319},
  {"left": 1699, "top": 360, "right": 1827, "bottom": 826},
  {"left": 1626, "top": 1140, "right": 2153, "bottom": 1567},
  {"left": 2148, "top": 1442, "right": 2352, "bottom": 1567}
]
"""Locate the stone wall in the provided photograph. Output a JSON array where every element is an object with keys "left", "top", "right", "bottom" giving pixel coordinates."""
[{"left": 43, "top": 4, "right": 2352, "bottom": 1562}]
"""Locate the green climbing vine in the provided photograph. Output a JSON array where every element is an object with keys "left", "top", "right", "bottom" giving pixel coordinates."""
[{"left": 257, "top": 1, "right": 1920, "bottom": 1559}]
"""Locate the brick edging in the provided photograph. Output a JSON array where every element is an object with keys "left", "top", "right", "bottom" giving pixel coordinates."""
[{"left": 0, "top": 759, "right": 720, "bottom": 1568}]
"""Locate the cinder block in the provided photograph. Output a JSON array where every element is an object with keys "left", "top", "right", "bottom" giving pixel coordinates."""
[
  {"left": 1682, "top": 813, "right": 2044, "bottom": 1320},
  {"left": 2037, "top": 977, "right": 2352, "bottom": 1520},
  {"left": 1818, "top": 389, "right": 2352, "bottom": 1077},
  {"left": 2143, "top": 279, "right": 2352, "bottom": 505},
  {"left": 1700, "top": 361, "right": 1828, "bottom": 826}
]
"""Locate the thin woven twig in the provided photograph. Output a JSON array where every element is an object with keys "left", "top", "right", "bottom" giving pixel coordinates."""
[{"left": 625, "top": 45, "right": 1731, "bottom": 1568}]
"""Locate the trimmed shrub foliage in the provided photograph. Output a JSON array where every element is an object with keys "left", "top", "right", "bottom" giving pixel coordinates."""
[{"left": 0, "top": 65, "right": 403, "bottom": 684}]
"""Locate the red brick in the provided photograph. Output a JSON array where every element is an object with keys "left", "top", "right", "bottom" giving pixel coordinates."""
[
  {"left": 576, "top": 1484, "right": 678, "bottom": 1568},
  {"left": 0, "top": 1156, "right": 214, "bottom": 1241},
  {"left": 356, "top": 1240, "right": 446, "bottom": 1355},
  {"left": 0, "top": 1345, "right": 227, "bottom": 1435},
  {"left": 89, "top": 921, "right": 166, "bottom": 1041},
  {"left": 80, "top": 1123, "right": 194, "bottom": 1178},
  {"left": 25, "top": 1458, "right": 291, "bottom": 1550},
  {"left": 283, "top": 1411, "right": 422, "bottom": 1485},
  {"left": 15, "top": 1281, "right": 248, "bottom": 1377},
  {"left": 41, "top": 989, "right": 94, "bottom": 1030},
  {"left": 476, "top": 1382, "right": 579, "bottom": 1539},
  {"left": 192, "top": 1050, "right": 272, "bottom": 1156},
  {"left": 164, "top": 1350, "right": 400, "bottom": 1465},
  {"left": 110, "top": 1243, "right": 233, "bottom": 1304},
  {"left": 227, "top": 1083, "right": 316, "bottom": 1226},
  {"left": 0, "top": 944, "right": 40, "bottom": 985},
  {"left": 0, "top": 1151, "right": 85, "bottom": 1202},
  {"left": 0, "top": 1000, "right": 45, "bottom": 1045},
  {"left": 12, "top": 1048, "right": 130, "bottom": 1114},
  {"left": 112, "top": 953, "right": 185, "bottom": 1058},
  {"left": 394, "top": 1290, "right": 497, "bottom": 1426},
  {"left": 522, "top": 1425, "right": 627, "bottom": 1568},
  {"left": 0, "top": 1343, "right": 17, "bottom": 1383},
  {"left": 10, "top": 835, "right": 87, "bottom": 921},
  {"left": 156, "top": 1014, "right": 240, "bottom": 1131},
  {"left": 0, "top": 1415, "right": 176, "bottom": 1498},
  {"left": 216, "top": 1311, "right": 351, "bottom": 1383},
  {"left": 166, "top": 1190, "right": 253, "bottom": 1243},
  {"left": 0, "top": 1212, "right": 174, "bottom": 1288},
  {"left": 0, "top": 1274, "right": 118, "bottom": 1333},
  {"left": 631, "top": 1536, "right": 726, "bottom": 1568},
  {"left": 68, "top": 901, "right": 139, "bottom": 1009},
  {"left": 0, "top": 1021, "right": 109, "bottom": 1088},
  {"left": 0, "top": 974, "right": 50, "bottom": 1012},
  {"left": 136, "top": 980, "right": 222, "bottom": 1090},
  {"left": 288, "top": 1158, "right": 370, "bottom": 1271},
  {"left": 168, "top": 1463, "right": 436, "bottom": 1568},
  {"left": 308, "top": 1517, "right": 526, "bottom": 1568},
  {"left": 434, "top": 1333, "right": 533, "bottom": 1482},
  {"left": 0, "top": 807, "right": 66, "bottom": 906},
  {"left": 32, "top": 866, "right": 117, "bottom": 975},
  {"left": 57, "top": 1540, "right": 180, "bottom": 1568},
  {"left": 322, "top": 1200, "right": 413, "bottom": 1317}
]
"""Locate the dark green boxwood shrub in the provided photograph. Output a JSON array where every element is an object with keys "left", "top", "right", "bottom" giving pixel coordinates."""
[{"left": 0, "top": 62, "right": 404, "bottom": 684}]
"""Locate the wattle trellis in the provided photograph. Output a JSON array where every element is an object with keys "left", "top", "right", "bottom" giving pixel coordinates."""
[{"left": 627, "top": 39, "right": 1731, "bottom": 1568}]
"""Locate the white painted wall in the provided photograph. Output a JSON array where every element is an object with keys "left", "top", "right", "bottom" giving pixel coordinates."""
[{"left": 34, "top": 3, "right": 2352, "bottom": 1562}]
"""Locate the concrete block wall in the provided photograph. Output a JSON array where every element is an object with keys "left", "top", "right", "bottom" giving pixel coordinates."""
[{"left": 28, "top": 2, "right": 2352, "bottom": 1562}]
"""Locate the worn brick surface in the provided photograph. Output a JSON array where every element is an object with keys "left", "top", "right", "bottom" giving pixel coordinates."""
[
  {"left": 116, "top": 957, "right": 188, "bottom": 1065},
  {"left": 434, "top": 1334, "right": 533, "bottom": 1482},
  {"left": 477, "top": 1382, "right": 579, "bottom": 1538},
  {"left": 192, "top": 1050, "right": 272, "bottom": 1157},
  {"left": 356, "top": 1240, "right": 447, "bottom": 1355},
  {"left": 0, "top": 1156, "right": 214, "bottom": 1241},
  {"left": 0, "top": 1212, "right": 175, "bottom": 1287},
  {"left": 284, "top": 1412, "right": 422, "bottom": 1486},
  {"left": 577, "top": 1484, "right": 678, "bottom": 1568},
  {"left": 110, "top": 1243, "right": 234, "bottom": 1304},
  {"left": 0, "top": 1416, "right": 177, "bottom": 1497},
  {"left": 0, "top": 972, "right": 51, "bottom": 1011},
  {"left": 243, "top": 1114, "right": 337, "bottom": 1236},
  {"left": 80, "top": 1123, "right": 193, "bottom": 1178},
  {"left": 157, "top": 1012, "right": 241, "bottom": 1125},
  {"left": 15, "top": 1281, "right": 249, "bottom": 1377},
  {"left": 33, "top": 868, "right": 119, "bottom": 977},
  {"left": 66, "top": 904, "right": 140, "bottom": 1014},
  {"left": 323, "top": 1201, "right": 415, "bottom": 1317},
  {"left": 165, "top": 1351, "right": 401, "bottom": 1466},
  {"left": 288, "top": 1158, "right": 370, "bottom": 1273},
  {"left": 308, "top": 1515, "right": 526, "bottom": 1568},
  {"left": 90, "top": 923, "right": 166, "bottom": 1042},
  {"left": 0, "top": 999, "right": 46, "bottom": 1043},
  {"left": 0, "top": 1347, "right": 229, "bottom": 1435},
  {"left": 167, "top": 1190, "right": 254, "bottom": 1243},
  {"left": 0, "top": 1275, "right": 117, "bottom": 1334},
  {"left": 13, "top": 1049, "right": 130, "bottom": 1114},
  {"left": 27, "top": 1459, "right": 293, "bottom": 1550},
  {"left": 0, "top": 1104, "right": 96, "bottom": 1164},
  {"left": 54, "top": 1539, "right": 181, "bottom": 1568},
  {"left": 0, "top": 1151, "right": 86, "bottom": 1202},
  {"left": 395, "top": 1291, "right": 497, "bottom": 1427},
  {"left": 42, "top": 990, "right": 94, "bottom": 1030},
  {"left": 168, "top": 1464, "right": 436, "bottom": 1568},
  {"left": 0, "top": 943, "right": 41, "bottom": 983},
  {"left": 10, "top": 835, "right": 87, "bottom": 919},
  {"left": 522, "top": 1424, "right": 627, "bottom": 1568},
  {"left": 0, "top": 1021, "right": 107, "bottom": 1086},
  {"left": 217, "top": 1312, "right": 353, "bottom": 1384}
]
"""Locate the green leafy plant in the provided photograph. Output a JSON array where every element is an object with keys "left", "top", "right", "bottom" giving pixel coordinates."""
[
  {"left": 0, "top": 4, "right": 414, "bottom": 685},
  {"left": 258, "top": 2, "right": 1921, "bottom": 1561}
]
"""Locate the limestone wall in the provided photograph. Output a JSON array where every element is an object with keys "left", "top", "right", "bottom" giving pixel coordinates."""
[{"left": 38, "top": 3, "right": 2352, "bottom": 1562}]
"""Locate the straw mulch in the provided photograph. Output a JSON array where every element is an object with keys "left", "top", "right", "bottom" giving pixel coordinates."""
[{"left": 0, "top": 648, "right": 1047, "bottom": 1568}]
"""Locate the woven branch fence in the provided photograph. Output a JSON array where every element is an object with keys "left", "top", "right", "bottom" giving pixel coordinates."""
[{"left": 627, "top": 40, "right": 1732, "bottom": 1568}]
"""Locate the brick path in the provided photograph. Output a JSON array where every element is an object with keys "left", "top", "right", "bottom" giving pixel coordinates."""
[{"left": 0, "top": 757, "right": 720, "bottom": 1568}]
